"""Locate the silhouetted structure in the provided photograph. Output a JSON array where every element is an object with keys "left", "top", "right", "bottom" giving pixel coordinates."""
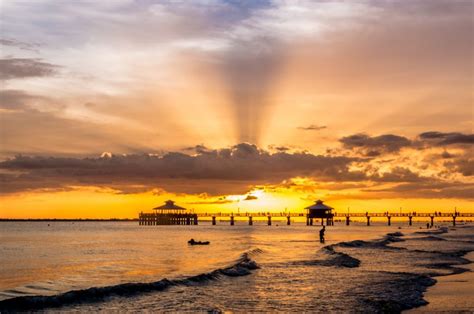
[
  {"left": 154, "top": 200, "right": 186, "bottom": 213},
  {"left": 138, "top": 200, "right": 197, "bottom": 225},
  {"left": 305, "top": 200, "right": 334, "bottom": 226}
]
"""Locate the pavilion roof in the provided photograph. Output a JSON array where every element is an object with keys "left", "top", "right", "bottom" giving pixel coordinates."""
[
  {"left": 153, "top": 200, "right": 186, "bottom": 210},
  {"left": 305, "top": 200, "right": 334, "bottom": 210}
]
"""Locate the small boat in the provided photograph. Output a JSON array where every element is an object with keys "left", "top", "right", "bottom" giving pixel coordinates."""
[{"left": 188, "top": 239, "right": 210, "bottom": 245}]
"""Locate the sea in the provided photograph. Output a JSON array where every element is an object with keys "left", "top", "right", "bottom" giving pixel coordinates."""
[{"left": 0, "top": 220, "right": 473, "bottom": 312}]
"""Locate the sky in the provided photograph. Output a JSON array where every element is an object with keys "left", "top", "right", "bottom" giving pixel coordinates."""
[{"left": 0, "top": 0, "right": 473, "bottom": 218}]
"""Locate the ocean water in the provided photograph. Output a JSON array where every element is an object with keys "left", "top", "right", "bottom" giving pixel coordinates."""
[{"left": 0, "top": 220, "right": 473, "bottom": 312}]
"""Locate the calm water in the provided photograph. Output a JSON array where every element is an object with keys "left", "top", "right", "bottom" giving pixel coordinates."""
[{"left": 1, "top": 221, "right": 473, "bottom": 312}]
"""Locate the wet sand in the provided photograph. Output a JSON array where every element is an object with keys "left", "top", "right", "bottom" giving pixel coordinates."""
[{"left": 409, "top": 251, "right": 474, "bottom": 313}]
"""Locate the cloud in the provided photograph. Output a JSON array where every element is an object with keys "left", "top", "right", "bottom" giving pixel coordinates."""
[
  {"left": 338, "top": 131, "right": 473, "bottom": 158},
  {"left": 444, "top": 157, "right": 474, "bottom": 177},
  {"left": 419, "top": 131, "right": 474, "bottom": 146},
  {"left": 298, "top": 125, "right": 327, "bottom": 131},
  {"left": 340, "top": 133, "right": 412, "bottom": 155},
  {"left": 244, "top": 194, "right": 258, "bottom": 201},
  {"left": 363, "top": 181, "right": 474, "bottom": 200},
  {"left": 1, "top": 140, "right": 472, "bottom": 200},
  {"left": 441, "top": 151, "right": 455, "bottom": 159},
  {"left": 0, "top": 58, "right": 58, "bottom": 80},
  {"left": 0, "top": 103, "right": 162, "bottom": 158},
  {"left": 0, "top": 90, "right": 36, "bottom": 110},
  {"left": 0, "top": 143, "right": 361, "bottom": 194},
  {"left": 186, "top": 196, "right": 236, "bottom": 205},
  {"left": 272, "top": 146, "right": 290, "bottom": 152},
  {"left": 0, "top": 38, "right": 39, "bottom": 51},
  {"left": 372, "top": 167, "right": 425, "bottom": 183}
]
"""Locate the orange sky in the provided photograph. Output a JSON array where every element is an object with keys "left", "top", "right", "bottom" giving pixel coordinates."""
[{"left": 0, "top": 1, "right": 473, "bottom": 218}]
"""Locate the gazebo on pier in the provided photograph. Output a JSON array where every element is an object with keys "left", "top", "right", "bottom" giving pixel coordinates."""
[
  {"left": 139, "top": 200, "right": 198, "bottom": 225},
  {"left": 153, "top": 200, "right": 186, "bottom": 214},
  {"left": 305, "top": 200, "right": 334, "bottom": 226}
]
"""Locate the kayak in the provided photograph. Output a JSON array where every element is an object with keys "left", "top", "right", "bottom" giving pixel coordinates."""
[{"left": 188, "top": 240, "right": 210, "bottom": 245}]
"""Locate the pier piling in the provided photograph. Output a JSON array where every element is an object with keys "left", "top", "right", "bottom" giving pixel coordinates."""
[{"left": 138, "top": 210, "right": 473, "bottom": 227}]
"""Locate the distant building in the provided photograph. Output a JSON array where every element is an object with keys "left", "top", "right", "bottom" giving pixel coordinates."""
[{"left": 305, "top": 200, "right": 334, "bottom": 225}]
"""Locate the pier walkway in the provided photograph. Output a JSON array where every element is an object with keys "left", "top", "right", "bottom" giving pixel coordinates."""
[
  {"left": 192, "top": 212, "right": 474, "bottom": 227},
  {"left": 137, "top": 211, "right": 474, "bottom": 227}
]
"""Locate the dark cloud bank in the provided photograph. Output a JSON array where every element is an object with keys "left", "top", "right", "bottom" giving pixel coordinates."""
[
  {"left": 0, "top": 132, "right": 473, "bottom": 198},
  {"left": 340, "top": 132, "right": 474, "bottom": 156},
  {"left": 0, "top": 143, "right": 360, "bottom": 195}
]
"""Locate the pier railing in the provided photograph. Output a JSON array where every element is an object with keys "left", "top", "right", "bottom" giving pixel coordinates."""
[
  {"left": 138, "top": 211, "right": 474, "bottom": 227},
  {"left": 194, "top": 212, "right": 474, "bottom": 218}
]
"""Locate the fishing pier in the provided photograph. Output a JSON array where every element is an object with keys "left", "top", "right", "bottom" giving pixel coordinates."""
[{"left": 139, "top": 200, "right": 474, "bottom": 227}]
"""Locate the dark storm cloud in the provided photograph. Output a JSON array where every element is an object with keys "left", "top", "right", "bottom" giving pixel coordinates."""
[
  {"left": 340, "top": 133, "right": 412, "bottom": 154},
  {"left": 0, "top": 58, "right": 58, "bottom": 80},
  {"left": 298, "top": 125, "right": 327, "bottom": 131},
  {"left": 419, "top": 131, "right": 474, "bottom": 146}
]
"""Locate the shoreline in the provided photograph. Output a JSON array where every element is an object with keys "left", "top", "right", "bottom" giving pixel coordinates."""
[{"left": 407, "top": 229, "right": 474, "bottom": 313}]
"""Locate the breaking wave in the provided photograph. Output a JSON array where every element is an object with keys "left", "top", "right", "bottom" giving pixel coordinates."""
[
  {"left": 0, "top": 251, "right": 261, "bottom": 312},
  {"left": 287, "top": 232, "right": 407, "bottom": 269},
  {"left": 2, "top": 226, "right": 472, "bottom": 313},
  {"left": 289, "top": 227, "right": 473, "bottom": 312}
]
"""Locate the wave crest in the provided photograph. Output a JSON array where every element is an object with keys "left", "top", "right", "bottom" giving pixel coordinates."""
[{"left": 0, "top": 250, "right": 260, "bottom": 311}]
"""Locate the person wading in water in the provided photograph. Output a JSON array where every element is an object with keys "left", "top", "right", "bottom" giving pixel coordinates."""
[{"left": 319, "top": 226, "right": 326, "bottom": 243}]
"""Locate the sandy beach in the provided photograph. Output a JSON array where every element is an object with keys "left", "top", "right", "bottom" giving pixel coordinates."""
[{"left": 409, "top": 251, "right": 474, "bottom": 313}]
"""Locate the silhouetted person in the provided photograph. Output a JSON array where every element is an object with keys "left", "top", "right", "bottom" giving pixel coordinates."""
[
  {"left": 189, "top": 238, "right": 196, "bottom": 245},
  {"left": 319, "top": 226, "right": 326, "bottom": 243},
  {"left": 426, "top": 223, "right": 430, "bottom": 229}
]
